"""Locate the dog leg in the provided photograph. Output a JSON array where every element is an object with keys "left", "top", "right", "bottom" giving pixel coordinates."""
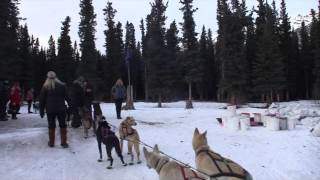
[
  {"left": 97, "top": 141, "right": 103, "bottom": 162},
  {"left": 115, "top": 141, "right": 127, "bottom": 167},
  {"left": 120, "top": 138, "right": 124, "bottom": 153},
  {"left": 134, "top": 142, "right": 141, "bottom": 164},
  {"left": 128, "top": 142, "right": 134, "bottom": 165},
  {"left": 93, "top": 120, "right": 97, "bottom": 136},
  {"left": 84, "top": 127, "right": 88, "bottom": 139},
  {"left": 106, "top": 146, "right": 113, "bottom": 169},
  {"left": 127, "top": 141, "right": 132, "bottom": 155}
]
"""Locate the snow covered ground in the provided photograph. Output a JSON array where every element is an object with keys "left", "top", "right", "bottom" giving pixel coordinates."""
[{"left": 1, "top": 101, "right": 320, "bottom": 180}]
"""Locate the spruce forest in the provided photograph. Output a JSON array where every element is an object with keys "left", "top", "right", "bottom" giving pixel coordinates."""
[{"left": 1, "top": 0, "right": 320, "bottom": 106}]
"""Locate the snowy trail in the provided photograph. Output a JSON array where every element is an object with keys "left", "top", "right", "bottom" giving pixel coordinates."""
[{"left": 0, "top": 101, "right": 320, "bottom": 180}]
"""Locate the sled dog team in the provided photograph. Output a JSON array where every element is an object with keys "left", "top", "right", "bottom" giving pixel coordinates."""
[{"left": 94, "top": 111, "right": 252, "bottom": 179}]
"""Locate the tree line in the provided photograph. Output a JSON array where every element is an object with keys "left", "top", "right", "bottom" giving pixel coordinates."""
[{"left": 0, "top": 0, "right": 319, "bottom": 106}]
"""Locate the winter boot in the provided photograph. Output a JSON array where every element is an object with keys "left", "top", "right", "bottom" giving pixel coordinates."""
[
  {"left": 48, "top": 128, "right": 55, "bottom": 147},
  {"left": 12, "top": 112, "right": 17, "bottom": 120},
  {"left": 60, "top": 128, "right": 69, "bottom": 148}
]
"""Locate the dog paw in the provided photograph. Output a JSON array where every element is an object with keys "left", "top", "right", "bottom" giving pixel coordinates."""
[
  {"left": 123, "top": 163, "right": 127, "bottom": 166},
  {"left": 137, "top": 161, "right": 142, "bottom": 164},
  {"left": 97, "top": 159, "right": 102, "bottom": 162},
  {"left": 106, "top": 166, "right": 112, "bottom": 169},
  {"left": 129, "top": 162, "right": 134, "bottom": 166}
]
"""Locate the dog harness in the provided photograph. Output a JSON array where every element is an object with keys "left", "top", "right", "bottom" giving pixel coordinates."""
[
  {"left": 177, "top": 164, "right": 206, "bottom": 180},
  {"left": 121, "top": 123, "right": 135, "bottom": 138},
  {"left": 196, "top": 149, "right": 247, "bottom": 180}
]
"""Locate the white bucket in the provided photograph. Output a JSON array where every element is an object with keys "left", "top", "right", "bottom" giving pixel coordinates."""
[
  {"left": 288, "top": 118, "right": 296, "bottom": 130},
  {"left": 261, "top": 115, "right": 267, "bottom": 127},
  {"left": 311, "top": 122, "right": 320, "bottom": 137},
  {"left": 267, "top": 117, "right": 280, "bottom": 131},
  {"left": 228, "top": 116, "right": 240, "bottom": 131},
  {"left": 222, "top": 117, "right": 228, "bottom": 127},
  {"left": 254, "top": 113, "right": 262, "bottom": 123},
  {"left": 240, "top": 117, "right": 250, "bottom": 131},
  {"left": 227, "top": 105, "right": 236, "bottom": 116},
  {"left": 279, "top": 117, "right": 288, "bottom": 130}
]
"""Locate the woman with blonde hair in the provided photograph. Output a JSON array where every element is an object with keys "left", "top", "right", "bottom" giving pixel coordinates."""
[
  {"left": 111, "top": 78, "right": 126, "bottom": 119},
  {"left": 39, "top": 71, "right": 70, "bottom": 148}
]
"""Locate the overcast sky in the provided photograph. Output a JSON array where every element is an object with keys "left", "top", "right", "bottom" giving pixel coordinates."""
[{"left": 19, "top": 0, "right": 318, "bottom": 53}]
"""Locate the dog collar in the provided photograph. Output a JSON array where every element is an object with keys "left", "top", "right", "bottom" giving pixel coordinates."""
[
  {"left": 155, "top": 158, "right": 170, "bottom": 174},
  {"left": 195, "top": 146, "right": 210, "bottom": 157}
]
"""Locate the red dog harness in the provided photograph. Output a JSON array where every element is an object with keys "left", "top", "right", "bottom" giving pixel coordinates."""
[
  {"left": 121, "top": 123, "right": 134, "bottom": 138},
  {"left": 178, "top": 164, "right": 206, "bottom": 180}
]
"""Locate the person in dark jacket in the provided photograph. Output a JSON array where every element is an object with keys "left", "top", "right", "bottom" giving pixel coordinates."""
[
  {"left": 70, "top": 76, "right": 85, "bottom": 128},
  {"left": 39, "top": 71, "right": 70, "bottom": 148},
  {"left": 111, "top": 79, "right": 126, "bottom": 119},
  {"left": 0, "top": 80, "right": 10, "bottom": 121}
]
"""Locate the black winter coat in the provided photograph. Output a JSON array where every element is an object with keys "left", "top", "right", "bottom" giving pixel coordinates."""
[
  {"left": 39, "top": 83, "right": 70, "bottom": 114},
  {"left": 70, "top": 82, "right": 84, "bottom": 108},
  {"left": 0, "top": 82, "right": 10, "bottom": 103}
]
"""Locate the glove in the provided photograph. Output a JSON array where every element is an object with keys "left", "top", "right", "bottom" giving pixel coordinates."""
[{"left": 40, "top": 111, "right": 44, "bottom": 118}]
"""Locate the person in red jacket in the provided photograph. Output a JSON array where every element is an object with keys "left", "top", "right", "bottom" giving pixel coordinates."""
[
  {"left": 26, "top": 88, "right": 34, "bottom": 113},
  {"left": 9, "top": 82, "right": 21, "bottom": 119}
]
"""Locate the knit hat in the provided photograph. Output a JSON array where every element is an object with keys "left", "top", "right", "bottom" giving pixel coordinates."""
[{"left": 47, "top": 71, "right": 56, "bottom": 79}]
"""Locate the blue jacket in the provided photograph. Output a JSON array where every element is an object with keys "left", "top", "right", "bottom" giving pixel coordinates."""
[{"left": 111, "top": 85, "right": 126, "bottom": 100}]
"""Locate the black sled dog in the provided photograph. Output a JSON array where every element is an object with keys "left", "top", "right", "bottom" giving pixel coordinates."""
[{"left": 96, "top": 118, "right": 127, "bottom": 169}]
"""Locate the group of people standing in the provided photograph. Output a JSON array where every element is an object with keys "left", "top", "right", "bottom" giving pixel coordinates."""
[
  {"left": 39, "top": 71, "right": 126, "bottom": 148},
  {"left": 0, "top": 81, "right": 35, "bottom": 121}
]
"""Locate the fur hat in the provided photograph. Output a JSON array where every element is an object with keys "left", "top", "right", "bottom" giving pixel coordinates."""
[{"left": 47, "top": 71, "right": 56, "bottom": 79}]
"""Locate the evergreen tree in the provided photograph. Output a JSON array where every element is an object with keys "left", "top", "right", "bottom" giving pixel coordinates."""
[
  {"left": 30, "top": 38, "right": 42, "bottom": 93},
  {"left": 0, "top": 0, "right": 21, "bottom": 80},
  {"left": 246, "top": 10, "right": 256, "bottom": 100},
  {"left": 73, "top": 41, "right": 80, "bottom": 65},
  {"left": 17, "top": 24, "right": 32, "bottom": 87},
  {"left": 115, "top": 22, "right": 125, "bottom": 81},
  {"left": 291, "top": 31, "right": 301, "bottom": 99},
  {"left": 135, "top": 42, "right": 144, "bottom": 100},
  {"left": 35, "top": 47, "right": 47, "bottom": 94},
  {"left": 206, "top": 29, "right": 216, "bottom": 100},
  {"left": 140, "top": 19, "right": 148, "bottom": 101},
  {"left": 104, "top": 1, "right": 118, "bottom": 89},
  {"left": 279, "top": 0, "right": 294, "bottom": 100},
  {"left": 215, "top": 0, "right": 227, "bottom": 101},
  {"left": 299, "top": 21, "right": 313, "bottom": 99},
  {"left": 179, "top": 0, "right": 201, "bottom": 108},
  {"left": 78, "top": 0, "right": 97, "bottom": 79},
  {"left": 255, "top": 0, "right": 266, "bottom": 38},
  {"left": 216, "top": 0, "right": 249, "bottom": 104},
  {"left": 145, "top": 0, "right": 168, "bottom": 107},
  {"left": 165, "top": 20, "right": 181, "bottom": 99},
  {"left": 198, "top": 26, "right": 207, "bottom": 100},
  {"left": 47, "top": 35, "right": 56, "bottom": 71},
  {"left": 312, "top": 3, "right": 320, "bottom": 98},
  {"left": 253, "top": 2, "right": 285, "bottom": 103},
  {"left": 56, "top": 16, "right": 75, "bottom": 85}
]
